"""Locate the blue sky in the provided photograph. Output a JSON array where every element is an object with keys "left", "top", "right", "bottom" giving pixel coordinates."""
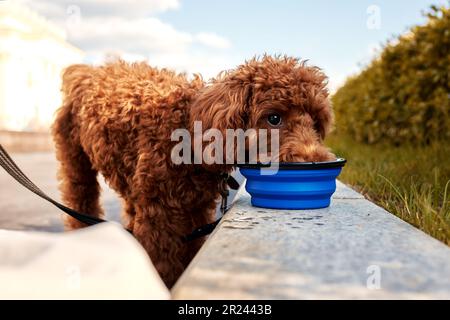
[
  {"left": 20, "top": 0, "right": 448, "bottom": 91},
  {"left": 159, "top": 0, "right": 447, "bottom": 90}
]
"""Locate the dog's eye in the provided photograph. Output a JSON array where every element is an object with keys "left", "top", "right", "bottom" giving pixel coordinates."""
[{"left": 267, "top": 113, "right": 282, "bottom": 126}]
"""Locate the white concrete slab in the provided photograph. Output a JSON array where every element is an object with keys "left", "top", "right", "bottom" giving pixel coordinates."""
[
  {"left": 0, "top": 223, "right": 169, "bottom": 299},
  {"left": 173, "top": 182, "right": 450, "bottom": 299}
]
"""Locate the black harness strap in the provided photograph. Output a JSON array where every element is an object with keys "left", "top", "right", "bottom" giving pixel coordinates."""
[
  {"left": 0, "top": 144, "right": 239, "bottom": 241},
  {"left": 182, "top": 173, "right": 239, "bottom": 242},
  {"left": 182, "top": 218, "right": 221, "bottom": 243}
]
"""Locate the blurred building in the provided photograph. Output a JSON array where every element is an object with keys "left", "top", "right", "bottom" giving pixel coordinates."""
[{"left": 0, "top": 3, "right": 83, "bottom": 132}]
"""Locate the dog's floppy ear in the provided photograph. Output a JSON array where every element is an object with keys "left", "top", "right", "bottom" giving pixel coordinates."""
[
  {"left": 294, "top": 65, "right": 333, "bottom": 140},
  {"left": 313, "top": 97, "right": 333, "bottom": 140},
  {"left": 189, "top": 77, "right": 252, "bottom": 131}
]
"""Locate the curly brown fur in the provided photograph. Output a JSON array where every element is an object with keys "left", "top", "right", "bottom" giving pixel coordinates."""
[{"left": 52, "top": 55, "right": 335, "bottom": 288}]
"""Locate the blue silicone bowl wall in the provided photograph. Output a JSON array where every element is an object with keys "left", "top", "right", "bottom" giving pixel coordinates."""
[{"left": 239, "top": 167, "right": 343, "bottom": 209}]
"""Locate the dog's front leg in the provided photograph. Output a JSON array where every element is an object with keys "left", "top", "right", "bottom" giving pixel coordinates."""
[{"left": 131, "top": 201, "right": 186, "bottom": 288}]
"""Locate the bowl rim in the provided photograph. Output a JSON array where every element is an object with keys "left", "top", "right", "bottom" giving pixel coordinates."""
[{"left": 237, "top": 158, "right": 346, "bottom": 170}]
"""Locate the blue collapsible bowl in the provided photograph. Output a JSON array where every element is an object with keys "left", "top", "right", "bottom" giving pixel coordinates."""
[{"left": 238, "top": 158, "right": 346, "bottom": 210}]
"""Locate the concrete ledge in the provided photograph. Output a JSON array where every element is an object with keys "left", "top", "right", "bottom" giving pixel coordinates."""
[
  {"left": 172, "top": 181, "right": 450, "bottom": 299},
  {"left": 0, "top": 223, "right": 169, "bottom": 299}
]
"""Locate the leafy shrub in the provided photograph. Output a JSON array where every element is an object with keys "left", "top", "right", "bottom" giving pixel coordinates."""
[{"left": 332, "top": 5, "right": 449, "bottom": 145}]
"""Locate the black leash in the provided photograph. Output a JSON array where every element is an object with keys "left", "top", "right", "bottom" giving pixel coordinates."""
[
  {"left": 0, "top": 143, "right": 239, "bottom": 241},
  {"left": 0, "top": 144, "right": 109, "bottom": 227}
]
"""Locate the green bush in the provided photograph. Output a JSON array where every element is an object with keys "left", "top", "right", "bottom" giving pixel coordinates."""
[{"left": 332, "top": 5, "right": 450, "bottom": 145}]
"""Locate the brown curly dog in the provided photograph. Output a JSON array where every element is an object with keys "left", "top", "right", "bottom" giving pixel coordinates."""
[{"left": 52, "top": 55, "right": 335, "bottom": 287}]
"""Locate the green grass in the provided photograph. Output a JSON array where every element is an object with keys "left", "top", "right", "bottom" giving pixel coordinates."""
[{"left": 325, "top": 133, "right": 450, "bottom": 245}]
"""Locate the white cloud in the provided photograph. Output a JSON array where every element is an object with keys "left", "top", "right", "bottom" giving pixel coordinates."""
[
  {"left": 195, "top": 32, "right": 231, "bottom": 49},
  {"left": 68, "top": 17, "right": 193, "bottom": 54},
  {"left": 17, "top": 0, "right": 180, "bottom": 18},
  {"left": 149, "top": 52, "right": 236, "bottom": 80},
  {"left": 13, "top": 0, "right": 233, "bottom": 78}
]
